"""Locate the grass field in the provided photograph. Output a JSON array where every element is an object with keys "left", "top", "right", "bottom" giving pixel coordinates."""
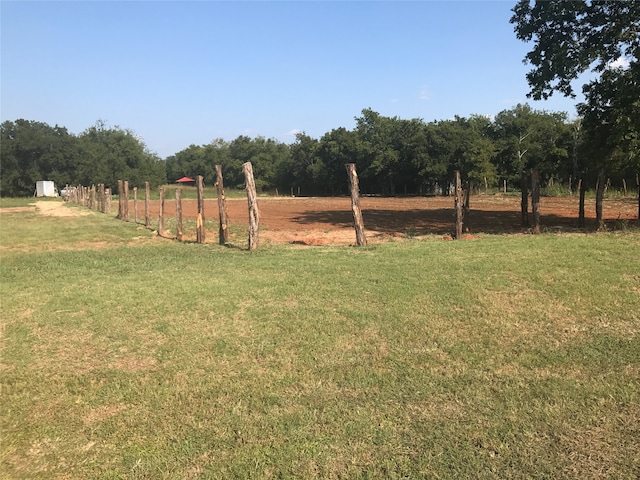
[{"left": 1, "top": 203, "right": 639, "bottom": 479}]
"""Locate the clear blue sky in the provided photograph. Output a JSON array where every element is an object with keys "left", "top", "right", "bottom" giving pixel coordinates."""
[{"left": 1, "top": 1, "right": 584, "bottom": 159}]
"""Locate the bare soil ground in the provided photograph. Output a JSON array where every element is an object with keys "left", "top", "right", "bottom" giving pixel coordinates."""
[
  {"left": 0, "top": 202, "right": 89, "bottom": 217},
  {"left": 143, "top": 195, "right": 639, "bottom": 246}
]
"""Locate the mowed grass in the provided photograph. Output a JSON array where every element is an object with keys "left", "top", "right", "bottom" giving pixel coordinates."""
[{"left": 1, "top": 205, "right": 639, "bottom": 479}]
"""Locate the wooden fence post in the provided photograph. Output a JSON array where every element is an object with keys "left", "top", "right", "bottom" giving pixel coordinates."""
[
  {"left": 117, "top": 180, "right": 123, "bottom": 219},
  {"left": 145, "top": 182, "right": 151, "bottom": 228},
  {"left": 531, "top": 170, "right": 540, "bottom": 234},
  {"left": 215, "top": 165, "right": 229, "bottom": 245},
  {"left": 464, "top": 181, "right": 470, "bottom": 212},
  {"left": 454, "top": 170, "right": 464, "bottom": 239},
  {"left": 521, "top": 171, "right": 529, "bottom": 227},
  {"left": 158, "top": 187, "right": 165, "bottom": 237},
  {"left": 243, "top": 163, "right": 260, "bottom": 250},
  {"left": 98, "top": 184, "right": 105, "bottom": 213},
  {"left": 175, "top": 188, "right": 183, "bottom": 241},
  {"left": 89, "top": 185, "right": 96, "bottom": 210},
  {"left": 596, "top": 169, "right": 606, "bottom": 229},
  {"left": 133, "top": 187, "right": 139, "bottom": 223},
  {"left": 105, "top": 188, "right": 111, "bottom": 214},
  {"left": 345, "top": 163, "right": 367, "bottom": 246},
  {"left": 578, "top": 178, "right": 586, "bottom": 228},
  {"left": 636, "top": 173, "right": 640, "bottom": 222},
  {"left": 123, "top": 180, "right": 130, "bottom": 222},
  {"left": 196, "top": 175, "right": 206, "bottom": 244}
]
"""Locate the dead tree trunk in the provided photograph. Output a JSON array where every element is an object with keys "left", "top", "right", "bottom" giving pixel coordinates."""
[
  {"left": 596, "top": 169, "right": 606, "bottom": 229},
  {"left": 243, "top": 162, "right": 260, "bottom": 250},
  {"left": 215, "top": 165, "right": 230, "bottom": 245},
  {"left": 196, "top": 175, "right": 206, "bottom": 244},
  {"left": 158, "top": 187, "right": 165, "bottom": 237},
  {"left": 454, "top": 170, "right": 464, "bottom": 239},
  {"left": 175, "top": 188, "right": 183, "bottom": 241},
  {"left": 521, "top": 171, "right": 529, "bottom": 227},
  {"left": 531, "top": 170, "right": 541, "bottom": 234},
  {"left": 145, "top": 182, "right": 151, "bottom": 228},
  {"left": 346, "top": 163, "right": 367, "bottom": 246},
  {"left": 578, "top": 178, "right": 586, "bottom": 228}
]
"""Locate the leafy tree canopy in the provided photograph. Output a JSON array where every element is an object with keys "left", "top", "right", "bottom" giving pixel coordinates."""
[
  {"left": 511, "top": 0, "right": 639, "bottom": 100},
  {"left": 511, "top": 0, "right": 639, "bottom": 167}
]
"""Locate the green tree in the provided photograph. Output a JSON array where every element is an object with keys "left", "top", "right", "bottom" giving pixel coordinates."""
[
  {"left": 491, "top": 104, "right": 571, "bottom": 188},
  {"left": 316, "top": 128, "right": 364, "bottom": 195},
  {"left": 228, "top": 136, "right": 290, "bottom": 191},
  {"left": 0, "top": 119, "right": 80, "bottom": 196},
  {"left": 426, "top": 116, "right": 496, "bottom": 192},
  {"left": 280, "top": 132, "right": 322, "bottom": 195},
  {"left": 511, "top": 0, "right": 639, "bottom": 208},
  {"left": 77, "top": 121, "right": 165, "bottom": 190}
]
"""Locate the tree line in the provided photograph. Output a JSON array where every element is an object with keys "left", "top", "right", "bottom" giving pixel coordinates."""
[
  {"left": 166, "top": 104, "right": 637, "bottom": 197},
  {"left": 1, "top": 102, "right": 638, "bottom": 198},
  {"left": 0, "top": 120, "right": 166, "bottom": 197}
]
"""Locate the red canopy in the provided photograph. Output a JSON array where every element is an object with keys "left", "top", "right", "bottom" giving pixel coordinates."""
[{"left": 175, "top": 177, "right": 195, "bottom": 183}]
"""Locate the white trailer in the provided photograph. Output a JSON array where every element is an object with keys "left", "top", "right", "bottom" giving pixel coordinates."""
[{"left": 35, "top": 181, "right": 58, "bottom": 197}]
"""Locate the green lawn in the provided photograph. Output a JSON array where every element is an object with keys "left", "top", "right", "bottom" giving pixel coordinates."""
[{"left": 1, "top": 205, "right": 639, "bottom": 479}]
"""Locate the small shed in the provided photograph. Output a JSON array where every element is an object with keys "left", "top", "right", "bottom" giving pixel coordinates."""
[{"left": 35, "top": 181, "right": 58, "bottom": 197}]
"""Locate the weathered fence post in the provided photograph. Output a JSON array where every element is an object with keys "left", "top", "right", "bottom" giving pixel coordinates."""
[
  {"left": 98, "top": 184, "right": 105, "bottom": 213},
  {"left": 531, "top": 170, "right": 540, "bottom": 234},
  {"left": 464, "top": 181, "right": 470, "bottom": 212},
  {"left": 454, "top": 170, "right": 464, "bottom": 239},
  {"left": 636, "top": 173, "right": 640, "bottom": 222},
  {"left": 521, "top": 171, "right": 529, "bottom": 227},
  {"left": 215, "top": 165, "right": 229, "bottom": 245},
  {"left": 596, "top": 169, "right": 606, "bottom": 229},
  {"left": 145, "top": 182, "right": 151, "bottom": 228},
  {"left": 196, "top": 175, "right": 206, "bottom": 244},
  {"left": 123, "top": 180, "right": 130, "bottom": 222},
  {"left": 345, "top": 163, "right": 367, "bottom": 246},
  {"left": 89, "top": 185, "right": 96, "bottom": 210},
  {"left": 158, "top": 187, "right": 165, "bottom": 237},
  {"left": 105, "top": 188, "right": 111, "bottom": 214},
  {"left": 578, "top": 178, "right": 586, "bottom": 228},
  {"left": 117, "top": 180, "right": 123, "bottom": 219},
  {"left": 175, "top": 188, "right": 183, "bottom": 241},
  {"left": 133, "top": 187, "right": 139, "bottom": 223},
  {"left": 243, "top": 163, "right": 260, "bottom": 250}
]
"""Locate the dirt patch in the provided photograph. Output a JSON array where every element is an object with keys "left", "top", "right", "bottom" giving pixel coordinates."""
[
  {"left": 35, "top": 201, "right": 89, "bottom": 217},
  {"left": 146, "top": 195, "right": 639, "bottom": 245},
  {"left": 0, "top": 206, "right": 34, "bottom": 213}
]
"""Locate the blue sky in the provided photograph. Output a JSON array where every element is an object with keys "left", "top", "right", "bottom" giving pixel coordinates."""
[{"left": 2, "top": 1, "right": 585, "bottom": 158}]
